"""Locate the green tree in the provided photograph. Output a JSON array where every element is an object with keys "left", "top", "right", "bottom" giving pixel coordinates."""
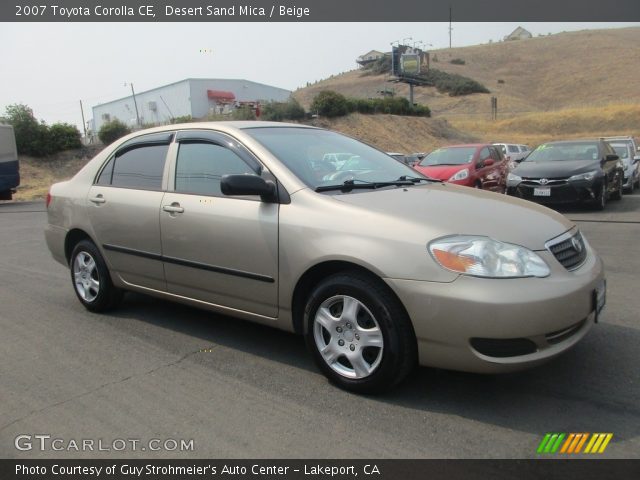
[
  {"left": 3, "top": 104, "right": 52, "bottom": 156},
  {"left": 98, "top": 119, "right": 131, "bottom": 145}
]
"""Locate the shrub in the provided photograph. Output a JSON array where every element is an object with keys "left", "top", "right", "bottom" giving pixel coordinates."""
[
  {"left": 261, "top": 99, "right": 306, "bottom": 121},
  {"left": 231, "top": 105, "right": 257, "bottom": 121},
  {"left": 450, "top": 58, "right": 466, "bottom": 65},
  {"left": 171, "top": 115, "right": 193, "bottom": 124},
  {"left": 98, "top": 119, "right": 131, "bottom": 145},
  {"left": 310, "top": 91, "right": 349, "bottom": 118},
  {"left": 312, "top": 92, "right": 430, "bottom": 118},
  {"left": 49, "top": 123, "right": 82, "bottom": 151},
  {"left": 422, "top": 69, "right": 490, "bottom": 96}
]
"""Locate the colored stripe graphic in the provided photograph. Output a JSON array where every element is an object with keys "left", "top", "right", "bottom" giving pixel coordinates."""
[{"left": 539, "top": 433, "right": 613, "bottom": 454}]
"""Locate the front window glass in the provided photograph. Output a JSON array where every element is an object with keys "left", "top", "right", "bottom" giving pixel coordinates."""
[
  {"left": 175, "top": 143, "right": 254, "bottom": 196},
  {"left": 244, "top": 127, "right": 420, "bottom": 190},
  {"left": 419, "top": 147, "right": 476, "bottom": 166},
  {"left": 525, "top": 142, "right": 600, "bottom": 162}
]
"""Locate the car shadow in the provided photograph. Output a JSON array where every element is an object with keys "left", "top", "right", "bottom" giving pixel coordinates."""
[{"left": 109, "top": 293, "right": 639, "bottom": 442}]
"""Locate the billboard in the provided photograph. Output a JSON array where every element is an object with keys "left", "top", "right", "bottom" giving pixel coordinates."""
[{"left": 391, "top": 45, "right": 430, "bottom": 78}]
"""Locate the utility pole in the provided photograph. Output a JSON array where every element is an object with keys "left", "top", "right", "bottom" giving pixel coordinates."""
[
  {"left": 79, "top": 100, "right": 87, "bottom": 138},
  {"left": 126, "top": 82, "right": 141, "bottom": 127},
  {"left": 449, "top": 7, "right": 452, "bottom": 48}
]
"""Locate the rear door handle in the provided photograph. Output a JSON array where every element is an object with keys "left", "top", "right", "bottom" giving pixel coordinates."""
[
  {"left": 162, "top": 203, "right": 184, "bottom": 214},
  {"left": 89, "top": 194, "right": 106, "bottom": 204}
]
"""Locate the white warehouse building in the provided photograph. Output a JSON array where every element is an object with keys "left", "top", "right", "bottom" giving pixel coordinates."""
[{"left": 91, "top": 78, "right": 292, "bottom": 132}]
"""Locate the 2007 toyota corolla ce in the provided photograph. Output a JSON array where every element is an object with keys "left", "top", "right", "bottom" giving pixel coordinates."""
[{"left": 45, "top": 122, "right": 606, "bottom": 392}]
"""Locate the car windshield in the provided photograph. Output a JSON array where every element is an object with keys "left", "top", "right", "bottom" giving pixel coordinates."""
[
  {"left": 244, "top": 127, "right": 422, "bottom": 190},
  {"left": 418, "top": 147, "right": 476, "bottom": 166},
  {"left": 612, "top": 145, "right": 629, "bottom": 159},
  {"left": 524, "top": 142, "right": 600, "bottom": 162}
]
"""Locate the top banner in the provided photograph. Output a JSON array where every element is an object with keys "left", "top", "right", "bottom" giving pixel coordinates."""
[{"left": 3, "top": 0, "right": 640, "bottom": 22}]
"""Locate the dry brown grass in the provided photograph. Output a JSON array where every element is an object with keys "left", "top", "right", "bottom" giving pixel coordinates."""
[
  {"left": 294, "top": 27, "right": 640, "bottom": 117},
  {"left": 14, "top": 146, "right": 101, "bottom": 200},
  {"left": 310, "top": 113, "right": 478, "bottom": 153},
  {"left": 448, "top": 104, "right": 640, "bottom": 145}
]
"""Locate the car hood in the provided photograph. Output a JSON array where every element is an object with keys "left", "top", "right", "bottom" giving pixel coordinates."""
[
  {"left": 514, "top": 160, "right": 600, "bottom": 178},
  {"left": 332, "top": 183, "right": 573, "bottom": 250},
  {"left": 414, "top": 164, "right": 468, "bottom": 180}
]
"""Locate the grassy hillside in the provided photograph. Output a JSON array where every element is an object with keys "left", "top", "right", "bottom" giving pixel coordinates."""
[{"left": 295, "top": 27, "right": 640, "bottom": 117}]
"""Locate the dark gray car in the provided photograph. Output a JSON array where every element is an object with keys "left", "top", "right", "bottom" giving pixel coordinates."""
[{"left": 507, "top": 139, "right": 625, "bottom": 210}]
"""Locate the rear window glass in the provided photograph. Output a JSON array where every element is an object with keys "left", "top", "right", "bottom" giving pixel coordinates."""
[
  {"left": 111, "top": 145, "right": 168, "bottom": 190},
  {"left": 508, "top": 145, "right": 519, "bottom": 153}
]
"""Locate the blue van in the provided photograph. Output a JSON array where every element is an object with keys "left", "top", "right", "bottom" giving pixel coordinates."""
[{"left": 0, "top": 124, "right": 19, "bottom": 200}]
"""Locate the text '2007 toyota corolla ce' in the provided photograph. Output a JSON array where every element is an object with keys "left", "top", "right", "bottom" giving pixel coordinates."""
[{"left": 45, "top": 122, "right": 606, "bottom": 393}]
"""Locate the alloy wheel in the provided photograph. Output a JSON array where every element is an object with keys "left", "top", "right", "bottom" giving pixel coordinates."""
[
  {"left": 73, "top": 251, "right": 100, "bottom": 302},
  {"left": 313, "top": 295, "right": 384, "bottom": 379}
]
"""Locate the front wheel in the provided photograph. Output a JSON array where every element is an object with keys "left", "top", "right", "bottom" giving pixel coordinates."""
[
  {"left": 593, "top": 181, "right": 607, "bottom": 211},
  {"left": 304, "top": 272, "right": 417, "bottom": 393},
  {"left": 70, "top": 240, "right": 123, "bottom": 312},
  {"left": 611, "top": 175, "right": 623, "bottom": 201}
]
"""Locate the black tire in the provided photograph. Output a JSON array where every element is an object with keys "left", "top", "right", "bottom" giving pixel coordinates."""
[
  {"left": 304, "top": 271, "right": 417, "bottom": 393},
  {"left": 593, "top": 181, "right": 607, "bottom": 211},
  {"left": 611, "top": 175, "right": 623, "bottom": 201},
  {"left": 70, "top": 240, "right": 123, "bottom": 312}
]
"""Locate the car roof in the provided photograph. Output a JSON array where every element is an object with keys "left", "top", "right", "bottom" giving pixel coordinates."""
[{"left": 121, "top": 121, "right": 319, "bottom": 138}]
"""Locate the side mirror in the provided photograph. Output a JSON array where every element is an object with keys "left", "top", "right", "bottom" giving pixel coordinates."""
[
  {"left": 484, "top": 158, "right": 495, "bottom": 167},
  {"left": 605, "top": 154, "right": 619, "bottom": 162},
  {"left": 221, "top": 174, "right": 276, "bottom": 201}
]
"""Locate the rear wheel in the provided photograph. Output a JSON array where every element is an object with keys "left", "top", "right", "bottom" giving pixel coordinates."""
[
  {"left": 304, "top": 272, "right": 417, "bottom": 393},
  {"left": 70, "top": 240, "right": 123, "bottom": 312}
]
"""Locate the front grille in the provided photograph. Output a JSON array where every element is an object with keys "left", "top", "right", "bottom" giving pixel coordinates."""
[
  {"left": 516, "top": 184, "right": 579, "bottom": 203},
  {"left": 521, "top": 178, "right": 569, "bottom": 187},
  {"left": 547, "top": 231, "right": 588, "bottom": 271}
]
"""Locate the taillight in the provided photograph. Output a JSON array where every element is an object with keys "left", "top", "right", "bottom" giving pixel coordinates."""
[{"left": 46, "top": 192, "right": 52, "bottom": 208}]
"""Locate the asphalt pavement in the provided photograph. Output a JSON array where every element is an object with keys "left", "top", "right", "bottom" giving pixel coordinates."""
[{"left": 0, "top": 193, "right": 638, "bottom": 459}]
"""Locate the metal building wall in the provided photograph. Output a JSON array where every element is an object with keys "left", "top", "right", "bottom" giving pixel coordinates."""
[{"left": 91, "top": 80, "right": 192, "bottom": 132}]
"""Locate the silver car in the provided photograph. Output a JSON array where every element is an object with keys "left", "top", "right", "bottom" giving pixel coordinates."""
[
  {"left": 610, "top": 142, "right": 639, "bottom": 192},
  {"left": 45, "top": 122, "right": 606, "bottom": 392}
]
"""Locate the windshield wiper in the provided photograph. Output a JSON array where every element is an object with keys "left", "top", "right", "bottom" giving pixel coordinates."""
[
  {"left": 397, "top": 175, "right": 443, "bottom": 183},
  {"left": 315, "top": 178, "right": 414, "bottom": 192}
]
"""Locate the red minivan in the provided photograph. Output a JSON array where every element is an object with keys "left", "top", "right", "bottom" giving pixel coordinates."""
[{"left": 413, "top": 144, "right": 507, "bottom": 193}]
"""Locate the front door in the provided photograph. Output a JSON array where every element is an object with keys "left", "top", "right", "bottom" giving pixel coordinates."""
[{"left": 160, "top": 132, "right": 279, "bottom": 318}]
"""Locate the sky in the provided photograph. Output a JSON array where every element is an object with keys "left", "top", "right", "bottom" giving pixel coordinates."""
[{"left": 1, "top": 22, "right": 638, "bottom": 131}]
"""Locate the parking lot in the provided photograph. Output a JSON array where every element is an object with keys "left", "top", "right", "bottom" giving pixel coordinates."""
[{"left": 0, "top": 193, "right": 638, "bottom": 459}]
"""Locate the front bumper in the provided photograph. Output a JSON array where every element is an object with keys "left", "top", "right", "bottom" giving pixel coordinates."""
[
  {"left": 507, "top": 179, "right": 601, "bottom": 205},
  {"left": 385, "top": 247, "right": 604, "bottom": 373}
]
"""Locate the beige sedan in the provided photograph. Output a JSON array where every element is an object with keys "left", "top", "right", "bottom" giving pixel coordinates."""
[{"left": 45, "top": 122, "right": 605, "bottom": 392}]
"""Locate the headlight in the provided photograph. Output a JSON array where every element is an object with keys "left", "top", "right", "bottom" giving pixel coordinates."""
[
  {"left": 568, "top": 170, "right": 598, "bottom": 182},
  {"left": 449, "top": 168, "right": 469, "bottom": 181},
  {"left": 428, "top": 235, "right": 550, "bottom": 278},
  {"left": 507, "top": 173, "right": 522, "bottom": 182}
]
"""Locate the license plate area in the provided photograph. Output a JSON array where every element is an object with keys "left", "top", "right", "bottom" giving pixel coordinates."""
[
  {"left": 534, "top": 187, "right": 551, "bottom": 196},
  {"left": 592, "top": 279, "right": 606, "bottom": 322}
]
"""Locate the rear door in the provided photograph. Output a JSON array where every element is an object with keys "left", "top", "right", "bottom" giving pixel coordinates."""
[
  {"left": 160, "top": 130, "right": 279, "bottom": 318},
  {"left": 87, "top": 132, "right": 172, "bottom": 291}
]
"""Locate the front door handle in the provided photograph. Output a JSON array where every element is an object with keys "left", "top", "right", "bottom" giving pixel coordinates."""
[
  {"left": 162, "top": 203, "right": 184, "bottom": 214},
  {"left": 89, "top": 194, "right": 106, "bottom": 204}
]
